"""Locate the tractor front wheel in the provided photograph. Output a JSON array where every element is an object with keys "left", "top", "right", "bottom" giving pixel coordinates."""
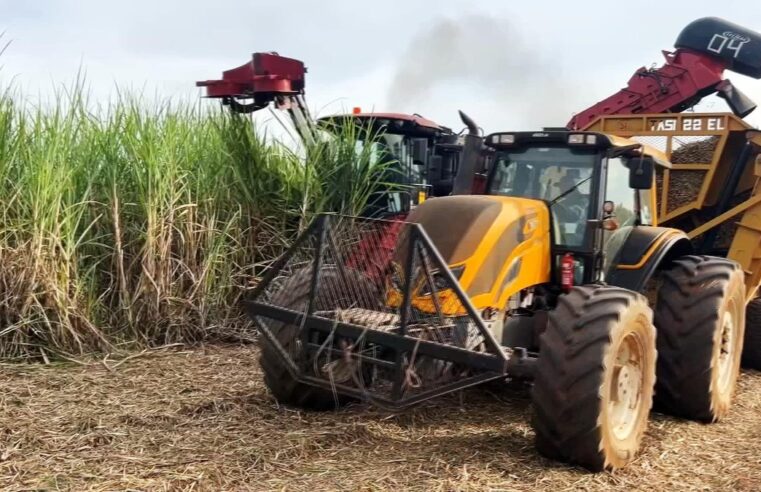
[
  {"left": 532, "top": 285, "right": 656, "bottom": 471},
  {"left": 258, "top": 267, "right": 380, "bottom": 411}
]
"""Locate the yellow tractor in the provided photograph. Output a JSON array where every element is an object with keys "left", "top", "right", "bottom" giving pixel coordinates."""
[{"left": 246, "top": 111, "right": 760, "bottom": 471}]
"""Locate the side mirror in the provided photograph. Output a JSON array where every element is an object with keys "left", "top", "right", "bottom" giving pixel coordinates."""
[
  {"left": 412, "top": 138, "right": 428, "bottom": 166},
  {"left": 628, "top": 156, "right": 655, "bottom": 190}
]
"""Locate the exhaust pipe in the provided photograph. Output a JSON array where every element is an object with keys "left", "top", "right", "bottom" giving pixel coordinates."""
[
  {"left": 459, "top": 110, "right": 479, "bottom": 136},
  {"left": 452, "top": 111, "right": 483, "bottom": 195}
]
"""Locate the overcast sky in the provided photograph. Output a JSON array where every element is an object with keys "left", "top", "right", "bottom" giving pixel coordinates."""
[{"left": 2, "top": 0, "right": 760, "bottom": 135}]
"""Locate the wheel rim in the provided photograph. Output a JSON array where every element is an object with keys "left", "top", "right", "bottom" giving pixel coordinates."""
[
  {"left": 717, "top": 306, "right": 735, "bottom": 392},
  {"left": 608, "top": 331, "right": 645, "bottom": 441}
]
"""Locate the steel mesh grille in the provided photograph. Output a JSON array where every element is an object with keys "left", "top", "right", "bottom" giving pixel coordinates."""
[{"left": 250, "top": 215, "right": 504, "bottom": 406}]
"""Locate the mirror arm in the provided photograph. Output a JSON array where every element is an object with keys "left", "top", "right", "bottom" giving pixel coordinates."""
[{"left": 606, "top": 143, "right": 641, "bottom": 158}]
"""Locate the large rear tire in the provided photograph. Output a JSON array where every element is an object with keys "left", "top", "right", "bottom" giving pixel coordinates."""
[
  {"left": 653, "top": 255, "right": 745, "bottom": 422},
  {"left": 258, "top": 267, "right": 380, "bottom": 410},
  {"left": 532, "top": 285, "right": 656, "bottom": 471},
  {"left": 742, "top": 297, "right": 761, "bottom": 370}
]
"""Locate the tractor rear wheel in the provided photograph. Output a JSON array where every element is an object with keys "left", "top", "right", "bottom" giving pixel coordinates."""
[
  {"left": 653, "top": 255, "right": 745, "bottom": 422},
  {"left": 258, "top": 267, "right": 380, "bottom": 410},
  {"left": 742, "top": 297, "right": 761, "bottom": 370},
  {"left": 532, "top": 285, "right": 656, "bottom": 471}
]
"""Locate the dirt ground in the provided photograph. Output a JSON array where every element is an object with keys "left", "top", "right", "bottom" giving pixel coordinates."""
[{"left": 1, "top": 345, "right": 760, "bottom": 491}]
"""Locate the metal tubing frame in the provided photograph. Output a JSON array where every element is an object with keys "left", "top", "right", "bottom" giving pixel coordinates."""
[
  {"left": 413, "top": 224, "right": 507, "bottom": 359},
  {"left": 248, "top": 217, "right": 323, "bottom": 300},
  {"left": 245, "top": 214, "right": 530, "bottom": 408},
  {"left": 398, "top": 229, "right": 417, "bottom": 336},
  {"left": 249, "top": 302, "right": 509, "bottom": 373},
  {"left": 249, "top": 310, "right": 520, "bottom": 409},
  {"left": 306, "top": 215, "right": 328, "bottom": 317}
]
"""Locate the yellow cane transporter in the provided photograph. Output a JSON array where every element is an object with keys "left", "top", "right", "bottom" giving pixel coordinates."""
[
  {"left": 247, "top": 128, "right": 749, "bottom": 472},
  {"left": 586, "top": 113, "right": 761, "bottom": 369}
]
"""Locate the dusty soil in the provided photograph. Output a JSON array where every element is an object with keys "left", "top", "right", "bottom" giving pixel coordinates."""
[{"left": 1, "top": 345, "right": 760, "bottom": 491}]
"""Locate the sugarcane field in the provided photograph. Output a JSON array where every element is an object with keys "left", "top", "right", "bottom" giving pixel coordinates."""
[{"left": 3, "top": 3, "right": 761, "bottom": 491}]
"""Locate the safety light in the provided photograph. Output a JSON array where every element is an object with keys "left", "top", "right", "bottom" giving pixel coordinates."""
[
  {"left": 586, "top": 135, "right": 598, "bottom": 145},
  {"left": 568, "top": 134, "right": 586, "bottom": 144},
  {"left": 488, "top": 133, "right": 516, "bottom": 146},
  {"left": 352, "top": 106, "right": 362, "bottom": 114}
]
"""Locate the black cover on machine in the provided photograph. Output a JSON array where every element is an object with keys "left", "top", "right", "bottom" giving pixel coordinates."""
[{"left": 675, "top": 17, "right": 761, "bottom": 79}]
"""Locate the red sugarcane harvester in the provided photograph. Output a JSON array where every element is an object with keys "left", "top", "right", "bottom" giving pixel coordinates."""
[{"left": 196, "top": 53, "right": 476, "bottom": 218}]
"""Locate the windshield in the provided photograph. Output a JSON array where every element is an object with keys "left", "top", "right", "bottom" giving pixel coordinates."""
[
  {"left": 489, "top": 146, "right": 597, "bottom": 247},
  {"left": 380, "top": 134, "right": 424, "bottom": 184},
  {"left": 358, "top": 133, "right": 423, "bottom": 217}
]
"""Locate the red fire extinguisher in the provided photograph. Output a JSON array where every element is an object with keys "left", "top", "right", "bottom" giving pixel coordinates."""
[{"left": 561, "top": 253, "right": 575, "bottom": 292}]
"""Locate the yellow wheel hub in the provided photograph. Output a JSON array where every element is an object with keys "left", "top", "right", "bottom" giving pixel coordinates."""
[
  {"left": 717, "top": 310, "right": 736, "bottom": 393},
  {"left": 608, "top": 333, "right": 645, "bottom": 441}
]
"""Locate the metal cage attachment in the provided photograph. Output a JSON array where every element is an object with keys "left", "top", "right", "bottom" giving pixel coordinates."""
[{"left": 246, "top": 214, "right": 531, "bottom": 409}]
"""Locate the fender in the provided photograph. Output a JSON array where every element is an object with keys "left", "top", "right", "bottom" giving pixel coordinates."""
[{"left": 605, "top": 226, "right": 693, "bottom": 292}]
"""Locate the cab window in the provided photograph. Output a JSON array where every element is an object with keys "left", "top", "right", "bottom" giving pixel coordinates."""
[
  {"left": 358, "top": 134, "right": 419, "bottom": 217},
  {"left": 604, "top": 157, "right": 637, "bottom": 227},
  {"left": 489, "top": 146, "right": 596, "bottom": 247},
  {"left": 601, "top": 157, "right": 644, "bottom": 277},
  {"left": 638, "top": 189, "right": 654, "bottom": 225}
]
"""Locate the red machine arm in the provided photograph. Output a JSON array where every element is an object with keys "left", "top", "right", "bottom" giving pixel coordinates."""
[
  {"left": 196, "top": 52, "right": 315, "bottom": 143},
  {"left": 569, "top": 17, "right": 761, "bottom": 129}
]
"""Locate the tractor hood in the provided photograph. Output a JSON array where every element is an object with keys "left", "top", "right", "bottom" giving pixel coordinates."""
[{"left": 403, "top": 195, "right": 551, "bottom": 308}]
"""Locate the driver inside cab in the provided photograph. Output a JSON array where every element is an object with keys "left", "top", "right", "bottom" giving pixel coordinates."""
[{"left": 549, "top": 169, "right": 591, "bottom": 245}]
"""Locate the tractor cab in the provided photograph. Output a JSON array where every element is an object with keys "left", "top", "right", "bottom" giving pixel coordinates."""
[
  {"left": 317, "top": 112, "right": 462, "bottom": 217},
  {"left": 480, "top": 131, "right": 670, "bottom": 286}
]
